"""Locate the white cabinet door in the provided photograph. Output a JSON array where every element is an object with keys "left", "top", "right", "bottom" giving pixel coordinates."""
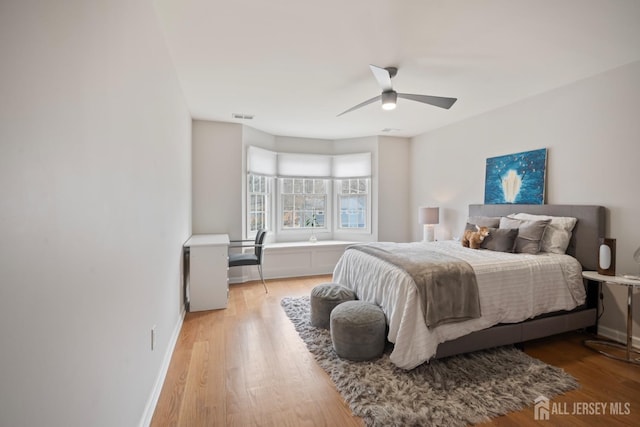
[{"left": 186, "top": 234, "right": 229, "bottom": 311}]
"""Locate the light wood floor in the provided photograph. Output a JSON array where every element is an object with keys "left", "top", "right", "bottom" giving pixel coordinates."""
[{"left": 151, "top": 275, "right": 640, "bottom": 426}]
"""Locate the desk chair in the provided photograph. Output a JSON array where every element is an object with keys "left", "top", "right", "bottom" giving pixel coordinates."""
[{"left": 229, "top": 229, "right": 268, "bottom": 293}]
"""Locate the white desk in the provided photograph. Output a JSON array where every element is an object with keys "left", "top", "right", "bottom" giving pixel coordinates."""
[
  {"left": 184, "top": 234, "right": 230, "bottom": 311},
  {"left": 582, "top": 270, "right": 640, "bottom": 364}
]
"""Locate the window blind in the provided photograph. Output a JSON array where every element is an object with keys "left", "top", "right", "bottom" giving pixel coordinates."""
[
  {"left": 247, "top": 146, "right": 277, "bottom": 176},
  {"left": 247, "top": 146, "right": 371, "bottom": 179},
  {"left": 332, "top": 152, "right": 371, "bottom": 178},
  {"left": 277, "top": 153, "right": 332, "bottom": 178}
]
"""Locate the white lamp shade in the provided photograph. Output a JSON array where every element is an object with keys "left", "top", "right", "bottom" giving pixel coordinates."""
[{"left": 419, "top": 207, "right": 439, "bottom": 225}]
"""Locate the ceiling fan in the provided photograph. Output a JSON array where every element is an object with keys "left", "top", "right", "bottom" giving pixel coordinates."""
[{"left": 337, "top": 64, "right": 457, "bottom": 117}]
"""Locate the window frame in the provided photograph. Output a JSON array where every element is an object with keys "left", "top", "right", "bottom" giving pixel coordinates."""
[
  {"left": 276, "top": 177, "right": 332, "bottom": 237},
  {"left": 246, "top": 174, "right": 273, "bottom": 239},
  {"left": 334, "top": 178, "right": 371, "bottom": 234}
]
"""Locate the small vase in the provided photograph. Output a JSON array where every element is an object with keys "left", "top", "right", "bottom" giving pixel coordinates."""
[{"left": 309, "top": 233, "right": 317, "bottom": 243}]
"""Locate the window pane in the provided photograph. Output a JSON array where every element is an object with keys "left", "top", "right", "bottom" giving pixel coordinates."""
[
  {"left": 282, "top": 178, "right": 293, "bottom": 194},
  {"left": 250, "top": 194, "right": 264, "bottom": 212},
  {"left": 283, "top": 194, "right": 294, "bottom": 210},
  {"left": 304, "top": 197, "right": 314, "bottom": 210},
  {"left": 255, "top": 213, "right": 264, "bottom": 230},
  {"left": 303, "top": 212, "right": 314, "bottom": 227},
  {"left": 248, "top": 174, "right": 272, "bottom": 233},
  {"left": 293, "top": 179, "right": 303, "bottom": 194},
  {"left": 280, "top": 178, "right": 328, "bottom": 229},
  {"left": 283, "top": 211, "right": 293, "bottom": 228},
  {"left": 338, "top": 191, "right": 367, "bottom": 229},
  {"left": 304, "top": 179, "right": 313, "bottom": 194}
]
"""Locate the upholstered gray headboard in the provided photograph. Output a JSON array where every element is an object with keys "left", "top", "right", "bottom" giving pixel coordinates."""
[{"left": 469, "top": 204, "right": 606, "bottom": 271}]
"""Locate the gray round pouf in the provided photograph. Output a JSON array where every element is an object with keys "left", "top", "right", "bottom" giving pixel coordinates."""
[
  {"left": 310, "top": 283, "right": 357, "bottom": 329},
  {"left": 330, "top": 300, "right": 386, "bottom": 361}
]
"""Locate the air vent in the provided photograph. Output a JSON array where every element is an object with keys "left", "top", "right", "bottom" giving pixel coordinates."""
[
  {"left": 381, "top": 128, "right": 401, "bottom": 133},
  {"left": 232, "top": 113, "right": 254, "bottom": 120}
]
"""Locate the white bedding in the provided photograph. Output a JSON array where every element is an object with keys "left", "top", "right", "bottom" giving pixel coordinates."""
[{"left": 332, "top": 240, "right": 585, "bottom": 369}]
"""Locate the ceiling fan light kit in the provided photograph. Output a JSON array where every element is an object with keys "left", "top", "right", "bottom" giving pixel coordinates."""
[
  {"left": 381, "top": 91, "right": 397, "bottom": 110},
  {"left": 338, "top": 64, "right": 457, "bottom": 116}
]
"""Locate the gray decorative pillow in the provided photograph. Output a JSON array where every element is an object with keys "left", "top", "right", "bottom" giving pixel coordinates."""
[
  {"left": 467, "top": 216, "right": 501, "bottom": 228},
  {"left": 481, "top": 228, "right": 518, "bottom": 253},
  {"left": 508, "top": 213, "right": 577, "bottom": 254},
  {"left": 499, "top": 217, "right": 551, "bottom": 254}
]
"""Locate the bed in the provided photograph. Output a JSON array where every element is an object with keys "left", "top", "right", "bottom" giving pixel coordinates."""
[{"left": 332, "top": 204, "right": 605, "bottom": 369}]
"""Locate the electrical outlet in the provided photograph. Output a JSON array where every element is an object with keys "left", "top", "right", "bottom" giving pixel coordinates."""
[{"left": 151, "top": 325, "right": 156, "bottom": 351}]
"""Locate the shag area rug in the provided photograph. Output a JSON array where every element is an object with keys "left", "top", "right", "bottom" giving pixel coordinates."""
[{"left": 281, "top": 296, "right": 578, "bottom": 427}]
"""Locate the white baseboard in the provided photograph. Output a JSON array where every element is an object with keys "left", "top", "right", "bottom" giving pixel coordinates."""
[
  {"left": 597, "top": 324, "right": 640, "bottom": 348},
  {"left": 138, "top": 308, "right": 186, "bottom": 427}
]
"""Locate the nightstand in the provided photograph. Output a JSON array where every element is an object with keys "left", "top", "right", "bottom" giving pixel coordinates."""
[{"left": 582, "top": 271, "right": 640, "bottom": 364}]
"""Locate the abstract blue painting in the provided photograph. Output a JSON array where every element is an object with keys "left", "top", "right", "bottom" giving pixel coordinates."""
[{"left": 484, "top": 148, "right": 547, "bottom": 204}]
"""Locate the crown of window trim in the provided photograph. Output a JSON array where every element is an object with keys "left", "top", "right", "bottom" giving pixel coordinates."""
[{"left": 247, "top": 146, "right": 371, "bottom": 179}]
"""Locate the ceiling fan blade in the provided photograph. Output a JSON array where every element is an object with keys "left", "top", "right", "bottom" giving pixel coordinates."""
[
  {"left": 369, "top": 64, "right": 393, "bottom": 92},
  {"left": 337, "top": 95, "right": 381, "bottom": 117},
  {"left": 397, "top": 93, "right": 458, "bottom": 109}
]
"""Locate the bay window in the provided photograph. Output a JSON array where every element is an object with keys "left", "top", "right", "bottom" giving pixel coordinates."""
[{"left": 246, "top": 146, "right": 371, "bottom": 240}]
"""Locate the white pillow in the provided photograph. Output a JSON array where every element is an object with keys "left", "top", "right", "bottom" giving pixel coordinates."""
[{"left": 509, "top": 213, "right": 577, "bottom": 254}]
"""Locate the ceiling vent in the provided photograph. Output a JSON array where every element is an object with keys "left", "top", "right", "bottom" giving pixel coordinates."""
[
  {"left": 232, "top": 113, "right": 254, "bottom": 120},
  {"left": 381, "top": 128, "right": 401, "bottom": 133}
]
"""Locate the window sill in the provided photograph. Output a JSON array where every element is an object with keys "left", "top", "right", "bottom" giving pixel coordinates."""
[
  {"left": 265, "top": 240, "right": 356, "bottom": 250},
  {"left": 228, "top": 240, "right": 357, "bottom": 283}
]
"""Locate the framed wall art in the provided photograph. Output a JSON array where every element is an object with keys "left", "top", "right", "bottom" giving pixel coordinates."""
[{"left": 484, "top": 148, "right": 547, "bottom": 204}]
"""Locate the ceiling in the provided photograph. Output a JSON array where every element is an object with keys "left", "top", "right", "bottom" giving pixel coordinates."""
[{"left": 154, "top": 0, "right": 640, "bottom": 140}]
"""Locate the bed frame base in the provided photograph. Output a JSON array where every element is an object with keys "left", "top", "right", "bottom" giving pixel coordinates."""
[{"left": 435, "top": 308, "right": 596, "bottom": 358}]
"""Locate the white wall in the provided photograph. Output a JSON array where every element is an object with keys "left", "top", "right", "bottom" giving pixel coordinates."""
[
  {"left": 378, "top": 136, "right": 411, "bottom": 242},
  {"left": 0, "top": 2, "right": 191, "bottom": 426},
  {"left": 410, "top": 61, "right": 640, "bottom": 341},
  {"left": 276, "top": 135, "right": 334, "bottom": 153},
  {"left": 192, "top": 120, "right": 243, "bottom": 238}
]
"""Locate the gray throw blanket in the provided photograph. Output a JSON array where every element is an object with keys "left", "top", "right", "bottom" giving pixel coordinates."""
[{"left": 348, "top": 243, "right": 481, "bottom": 327}]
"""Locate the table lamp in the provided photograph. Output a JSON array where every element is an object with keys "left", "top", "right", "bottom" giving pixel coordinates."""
[{"left": 419, "top": 207, "right": 439, "bottom": 242}]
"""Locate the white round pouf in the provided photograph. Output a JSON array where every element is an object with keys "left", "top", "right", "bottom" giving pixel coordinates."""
[{"left": 330, "top": 300, "right": 386, "bottom": 361}]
